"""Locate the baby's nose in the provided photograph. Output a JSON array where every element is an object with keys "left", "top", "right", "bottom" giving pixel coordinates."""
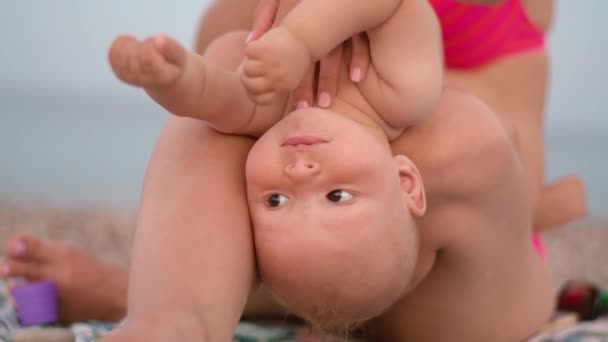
[{"left": 284, "top": 158, "right": 320, "bottom": 180}]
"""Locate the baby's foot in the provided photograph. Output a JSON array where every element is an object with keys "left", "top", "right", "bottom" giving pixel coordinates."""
[
  {"left": 535, "top": 175, "right": 587, "bottom": 231},
  {"left": 242, "top": 26, "right": 312, "bottom": 105},
  {"left": 0, "top": 234, "right": 127, "bottom": 323},
  {"left": 108, "top": 34, "right": 187, "bottom": 89}
]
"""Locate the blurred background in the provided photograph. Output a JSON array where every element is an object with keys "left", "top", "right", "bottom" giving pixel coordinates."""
[{"left": 0, "top": 1, "right": 606, "bottom": 216}]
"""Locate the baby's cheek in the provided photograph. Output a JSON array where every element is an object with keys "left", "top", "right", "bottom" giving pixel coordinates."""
[{"left": 252, "top": 220, "right": 294, "bottom": 269}]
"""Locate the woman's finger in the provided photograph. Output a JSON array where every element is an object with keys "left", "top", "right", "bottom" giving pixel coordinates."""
[
  {"left": 291, "top": 65, "right": 316, "bottom": 110},
  {"left": 349, "top": 33, "right": 371, "bottom": 83},
  {"left": 249, "top": 0, "right": 279, "bottom": 42},
  {"left": 317, "top": 45, "right": 343, "bottom": 108}
]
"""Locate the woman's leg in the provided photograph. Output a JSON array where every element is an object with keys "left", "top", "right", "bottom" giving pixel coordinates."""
[{"left": 103, "top": 117, "right": 257, "bottom": 341}]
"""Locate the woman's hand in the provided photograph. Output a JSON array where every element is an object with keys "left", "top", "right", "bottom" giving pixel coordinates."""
[{"left": 248, "top": 0, "right": 370, "bottom": 109}]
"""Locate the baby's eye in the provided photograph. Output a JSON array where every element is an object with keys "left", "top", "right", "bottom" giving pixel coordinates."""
[
  {"left": 326, "top": 189, "right": 354, "bottom": 203},
  {"left": 266, "top": 193, "right": 289, "bottom": 207}
]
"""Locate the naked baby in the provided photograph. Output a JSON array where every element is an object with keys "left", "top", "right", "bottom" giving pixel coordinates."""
[
  {"left": 105, "top": 0, "right": 554, "bottom": 340},
  {"left": 108, "top": 0, "right": 441, "bottom": 334}
]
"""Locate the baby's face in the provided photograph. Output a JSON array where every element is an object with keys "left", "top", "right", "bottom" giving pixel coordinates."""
[{"left": 246, "top": 108, "right": 420, "bottom": 329}]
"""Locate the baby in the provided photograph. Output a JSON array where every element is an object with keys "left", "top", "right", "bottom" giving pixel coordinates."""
[
  {"left": 245, "top": 105, "right": 427, "bottom": 331},
  {"left": 109, "top": 0, "right": 442, "bottom": 333},
  {"left": 108, "top": 0, "right": 554, "bottom": 340}
]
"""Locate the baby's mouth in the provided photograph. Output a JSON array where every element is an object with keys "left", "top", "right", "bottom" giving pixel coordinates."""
[{"left": 282, "top": 136, "right": 328, "bottom": 147}]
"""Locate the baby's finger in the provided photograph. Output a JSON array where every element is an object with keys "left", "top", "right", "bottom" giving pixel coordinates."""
[
  {"left": 249, "top": 0, "right": 279, "bottom": 42},
  {"left": 291, "top": 65, "right": 315, "bottom": 110},
  {"left": 317, "top": 46, "right": 343, "bottom": 108},
  {"left": 349, "top": 33, "right": 370, "bottom": 83}
]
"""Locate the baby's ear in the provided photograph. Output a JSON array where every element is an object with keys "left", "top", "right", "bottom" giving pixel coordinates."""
[{"left": 394, "top": 155, "right": 426, "bottom": 216}]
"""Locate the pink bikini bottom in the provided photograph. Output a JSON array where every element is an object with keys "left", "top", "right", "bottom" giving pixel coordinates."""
[{"left": 532, "top": 233, "right": 548, "bottom": 260}]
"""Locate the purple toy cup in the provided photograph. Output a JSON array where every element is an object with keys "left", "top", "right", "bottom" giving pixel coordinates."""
[{"left": 12, "top": 280, "right": 59, "bottom": 326}]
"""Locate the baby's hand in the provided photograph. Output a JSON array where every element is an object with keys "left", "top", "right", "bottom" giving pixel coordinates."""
[
  {"left": 109, "top": 34, "right": 187, "bottom": 89},
  {"left": 242, "top": 27, "right": 312, "bottom": 105}
]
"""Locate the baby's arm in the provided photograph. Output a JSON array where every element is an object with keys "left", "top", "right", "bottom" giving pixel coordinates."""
[
  {"left": 241, "top": 0, "right": 405, "bottom": 104},
  {"left": 358, "top": 0, "right": 443, "bottom": 130},
  {"left": 244, "top": 0, "right": 443, "bottom": 131},
  {"left": 280, "top": 0, "right": 402, "bottom": 61},
  {"left": 109, "top": 32, "right": 286, "bottom": 136}
]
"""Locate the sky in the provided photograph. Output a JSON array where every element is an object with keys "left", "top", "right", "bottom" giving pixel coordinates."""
[{"left": 0, "top": 1, "right": 606, "bottom": 215}]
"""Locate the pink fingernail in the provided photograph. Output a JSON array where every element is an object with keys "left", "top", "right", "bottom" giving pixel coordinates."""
[
  {"left": 318, "top": 92, "right": 331, "bottom": 108},
  {"left": 246, "top": 32, "right": 254, "bottom": 44},
  {"left": 351, "top": 67, "right": 362, "bottom": 82},
  {"left": 296, "top": 100, "right": 310, "bottom": 109}
]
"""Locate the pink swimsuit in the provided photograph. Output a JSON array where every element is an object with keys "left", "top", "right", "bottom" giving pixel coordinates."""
[{"left": 429, "top": 0, "right": 546, "bottom": 69}]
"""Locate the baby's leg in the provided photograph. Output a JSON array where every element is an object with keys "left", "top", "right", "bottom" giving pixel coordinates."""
[
  {"left": 280, "top": 0, "right": 404, "bottom": 58},
  {"left": 109, "top": 32, "right": 281, "bottom": 136},
  {"left": 102, "top": 117, "right": 257, "bottom": 342},
  {"left": 245, "top": 0, "right": 441, "bottom": 127},
  {"left": 357, "top": 0, "right": 443, "bottom": 128}
]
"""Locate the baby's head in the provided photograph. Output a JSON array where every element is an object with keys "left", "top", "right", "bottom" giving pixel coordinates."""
[{"left": 245, "top": 108, "right": 426, "bottom": 334}]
